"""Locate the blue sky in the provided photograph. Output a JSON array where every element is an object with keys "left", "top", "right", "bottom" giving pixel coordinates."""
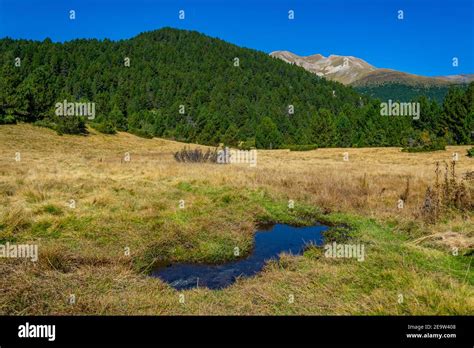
[{"left": 0, "top": 0, "right": 472, "bottom": 76}]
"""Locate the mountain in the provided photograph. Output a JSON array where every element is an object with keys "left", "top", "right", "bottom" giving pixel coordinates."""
[
  {"left": 350, "top": 69, "right": 452, "bottom": 87},
  {"left": 270, "top": 51, "right": 376, "bottom": 84},
  {"left": 352, "top": 70, "right": 471, "bottom": 103},
  {"left": 270, "top": 50, "right": 473, "bottom": 88},
  {"left": 435, "top": 74, "right": 474, "bottom": 84},
  {"left": 0, "top": 28, "right": 366, "bottom": 147},
  {"left": 1, "top": 28, "right": 473, "bottom": 148}
]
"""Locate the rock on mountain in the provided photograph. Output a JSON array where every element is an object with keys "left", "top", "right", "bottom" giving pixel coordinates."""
[
  {"left": 270, "top": 50, "right": 376, "bottom": 85},
  {"left": 270, "top": 50, "right": 473, "bottom": 87}
]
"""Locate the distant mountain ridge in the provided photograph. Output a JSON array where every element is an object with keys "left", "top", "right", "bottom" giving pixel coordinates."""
[
  {"left": 270, "top": 51, "right": 474, "bottom": 87},
  {"left": 435, "top": 74, "right": 474, "bottom": 84},
  {"left": 269, "top": 51, "right": 376, "bottom": 84}
]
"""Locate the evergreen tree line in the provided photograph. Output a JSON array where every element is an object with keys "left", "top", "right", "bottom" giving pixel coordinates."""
[
  {"left": 0, "top": 28, "right": 473, "bottom": 148},
  {"left": 355, "top": 83, "right": 468, "bottom": 105}
]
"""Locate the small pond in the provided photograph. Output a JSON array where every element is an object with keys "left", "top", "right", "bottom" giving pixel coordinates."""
[{"left": 151, "top": 223, "right": 328, "bottom": 290}]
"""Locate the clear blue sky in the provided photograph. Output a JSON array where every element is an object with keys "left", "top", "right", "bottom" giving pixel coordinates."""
[{"left": 0, "top": 0, "right": 472, "bottom": 76}]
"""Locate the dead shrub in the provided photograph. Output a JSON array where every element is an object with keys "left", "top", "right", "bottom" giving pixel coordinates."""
[
  {"left": 173, "top": 146, "right": 219, "bottom": 163},
  {"left": 421, "top": 161, "right": 473, "bottom": 223}
]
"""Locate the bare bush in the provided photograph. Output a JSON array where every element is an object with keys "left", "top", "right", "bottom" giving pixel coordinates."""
[
  {"left": 173, "top": 146, "right": 219, "bottom": 163},
  {"left": 421, "top": 161, "right": 473, "bottom": 223}
]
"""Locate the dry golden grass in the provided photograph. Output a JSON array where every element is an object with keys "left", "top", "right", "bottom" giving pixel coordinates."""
[
  {"left": 0, "top": 124, "right": 472, "bottom": 315},
  {"left": 2, "top": 124, "right": 471, "bottom": 217}
]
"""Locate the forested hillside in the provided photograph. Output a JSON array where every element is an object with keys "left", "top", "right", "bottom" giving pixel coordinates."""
[
  {"left": 1, "top": 28, "right": 473, "bottom": 148},
  {"left": 355, "top": 83, "right": 468, "bottom": 104}
]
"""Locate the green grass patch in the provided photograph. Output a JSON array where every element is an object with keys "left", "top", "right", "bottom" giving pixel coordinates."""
[
  {"left": 467, "top": 147, "right": 474, "bottom": 157},
  {"left": 40, "top": 204, "right": 64, "bottom": 216}
]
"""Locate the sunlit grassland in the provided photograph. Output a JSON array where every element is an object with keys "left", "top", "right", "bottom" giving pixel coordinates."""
[{"left": 0, "top": 124, "right": 472, "bottom": 315}]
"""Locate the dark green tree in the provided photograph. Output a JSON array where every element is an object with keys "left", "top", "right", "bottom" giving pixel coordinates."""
[{"left": 256, "top": 117, "right": 282, "bottom": 149}]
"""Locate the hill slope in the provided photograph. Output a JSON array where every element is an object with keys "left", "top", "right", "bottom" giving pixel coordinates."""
[
  {"left": 355, "top": 83, "right": 469, "bottom": 104},
  {"left": 350, "top": 69, "right": 452, "bottom": 87},
  {"left": 0, "top": 28, "right": 365, "bottom": 147},
  {"left": 1, "top": 28, "right": 473, "bottom": 147}
]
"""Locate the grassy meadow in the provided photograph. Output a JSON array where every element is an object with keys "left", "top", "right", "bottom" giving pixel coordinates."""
[{"left": 0, "top": 123, "right": 473, "bottom": 315}]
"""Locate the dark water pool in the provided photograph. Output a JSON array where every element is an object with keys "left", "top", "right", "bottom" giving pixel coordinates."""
[{"left": 151, "top": 223, "right": 328, "bottom": 290}]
